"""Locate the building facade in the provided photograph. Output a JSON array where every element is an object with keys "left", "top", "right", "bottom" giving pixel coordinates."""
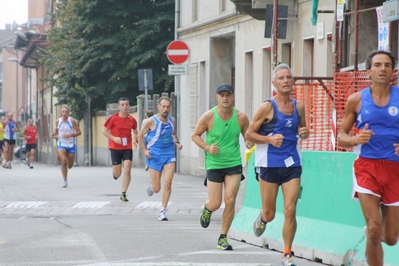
[{"left": 176, "top": 0, "right": 335, "bottom": 175}]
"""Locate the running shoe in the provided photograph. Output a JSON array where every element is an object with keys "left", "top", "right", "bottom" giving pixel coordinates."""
[
  {"left": 217, "top": 237, "right": 233, "bottom": 250},
  {"left": 199, "top": 203, "right": 212, "bottom": 228},
  {"left": 158, "top": 210, "right": 168, "bottom": 221},
  {"left": 120, "top": 193, "right": 128, "bottom": 202},
  {"left": 147, "top": 183, "right": 154, "bottom": 196},
  {"left": 281, "top": 254, "right": 296, "bottom": 266},
  {"left": 62, "top": 180, "right": 68, "bottom": 188},
  {"left": 253, "top": 213, "right": 267, "bottom": 237},
  {"left": 29, "top": 163, "right": 33, "bottom": 169}
]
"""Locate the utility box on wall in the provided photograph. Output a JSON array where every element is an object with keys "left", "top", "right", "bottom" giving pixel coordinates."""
[{"left": 264, "top": 4, "right": 288, "bottom": 39}]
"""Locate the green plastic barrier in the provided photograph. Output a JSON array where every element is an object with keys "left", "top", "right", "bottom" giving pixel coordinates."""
[{"left": 230, "top": 151, "right": 399, "bottom": 266}]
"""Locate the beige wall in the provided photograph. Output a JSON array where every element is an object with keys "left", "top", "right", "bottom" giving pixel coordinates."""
[
  {"left": 1, "top": 49, "right": 26, "bottom": 120},
  {"left": 180, "top": 0, "right": 236, "bottom": 27},
  {"left": 28, "top": 0, "right": 48, "bottom": 20}
]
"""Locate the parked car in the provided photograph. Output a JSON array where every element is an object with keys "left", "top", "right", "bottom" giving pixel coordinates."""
[{"left": 14, "top": 145, "right": 26, "bottom": 160}]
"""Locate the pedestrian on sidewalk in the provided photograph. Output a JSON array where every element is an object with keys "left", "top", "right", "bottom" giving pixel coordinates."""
[
  {"left": 2, "top": 112, "right": 20, "bottom": 169},
  {"left": 338, "top": 50, "right": 399, "bottom": 266},
  {"left": 103, "top": 97, "right": 138, "bottom": 202},
  {"left": 191, "top": 83, "right": 252, "bottom": 251},
  {"left": 22, "top": 118, "right": 37, "bottom": 169},
  {"left": 245, "top": 63, "right": 308, "bottom": 266},
  {"left": 137, "top": 96, "right": 182, "bottom": 221},
  {"left": 51, "top": 105, "right": 81, "bottom": 188}
]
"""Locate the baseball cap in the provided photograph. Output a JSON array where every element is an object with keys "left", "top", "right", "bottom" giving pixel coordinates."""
[{"left": 216, "top": 84, "right": 234, "bottom": 94}]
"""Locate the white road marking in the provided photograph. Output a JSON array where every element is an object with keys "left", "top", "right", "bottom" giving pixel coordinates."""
[
  {"left": 5, "top": 201, "right": 48, "bottom": 208},
  {"left": 136, "top": 201, "right": 173, "bottom": 208},
  {"left": 71, "top": 202, "right": 110, "bottom": 208}
]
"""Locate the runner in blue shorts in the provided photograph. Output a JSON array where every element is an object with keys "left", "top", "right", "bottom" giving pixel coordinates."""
[
  {"left": 138, "top": 96, "right": 183, "bottom": 221},
  {"left": 245, "top": 64, "right": 309, "bottom": 266},
  {"left": 51, "top": 106, "right": 81, "bottom": 188}
]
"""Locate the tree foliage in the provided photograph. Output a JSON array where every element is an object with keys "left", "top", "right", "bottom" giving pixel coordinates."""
[{"left": 43, "top": 0, "right": 175, "bottom": 120}]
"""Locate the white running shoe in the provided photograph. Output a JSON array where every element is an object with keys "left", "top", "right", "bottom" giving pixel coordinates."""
[
  {"left": 147, "top": 183, "right": 154, "bottom": 196},
  {"left": 281, "top": 254, "right": 296, "bottom": 266},
  {"left": 158, "top": 210, "right": 168, "bottom": 221},
  {"left": 253, "top": 213, "right": 267, "bottom": 237},
  {"left": 63, "top": 180, "right": 68, "bottom": 188}
]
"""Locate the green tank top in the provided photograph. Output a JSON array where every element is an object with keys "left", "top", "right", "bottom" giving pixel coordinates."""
[{"left": 205, "top": 107, "right": 242, "bottom": 170}]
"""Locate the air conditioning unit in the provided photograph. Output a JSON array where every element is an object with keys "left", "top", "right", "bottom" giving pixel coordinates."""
[{"left": 28, "top": 17, "right": 44, "bottom": 28}]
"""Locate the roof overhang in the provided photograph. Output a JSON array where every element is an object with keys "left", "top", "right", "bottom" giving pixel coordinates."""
[
  {"left": 13, "top": 30, "right": 49, "bottom": 69},
  {"left": 19, "top": 44, "right": 47, "bottom": 68},
  {"left": 230, "top": 0, "right": 296, "bottom": 20}
]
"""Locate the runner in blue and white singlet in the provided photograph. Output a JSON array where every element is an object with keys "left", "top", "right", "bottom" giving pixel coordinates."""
[
  {"left": 2, "top": 112, "right": 20, "bottom": 169},
  {"left": 57, "top": 116, "right": 77, "bottom": 153},
  {"left": 4, "top": 119, "right": 17, "bottom": 141},
  {"left": 245, "top": 64, "right": 309, "bottom": 265},
  {"left": 146, "top": 115, "right": 175, "bottom": 164},
  {"left": 51, "top": 106, "right": 81, "bottom": 188},
  {"left": 137, "top": 96, "right": 183, "bottom": 221},
  {"left": 255, "top": 98, "right": 301, "bottom": 168}
]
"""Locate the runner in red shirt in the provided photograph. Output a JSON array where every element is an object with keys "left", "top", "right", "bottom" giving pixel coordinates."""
[
  {"left": 22, "top": 118, "right": 37, "bottom": 169},
  {"left": 102, "top": 97, "right": 138, "bottom": 202}
]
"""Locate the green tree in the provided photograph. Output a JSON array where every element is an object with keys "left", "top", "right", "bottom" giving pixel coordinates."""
[{"left": 43, "top": 0, "right": 175, "bottom": 120}]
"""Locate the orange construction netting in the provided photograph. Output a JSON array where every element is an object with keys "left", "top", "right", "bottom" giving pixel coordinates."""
[
  {"left": 292, "top": 79, "right": 334, "bottom": 151},
  {"left": 293, "top": 69, "right": 397, "bottom": 151}
]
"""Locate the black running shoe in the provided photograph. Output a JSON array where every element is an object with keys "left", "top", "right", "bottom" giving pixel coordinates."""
[
  {"left": 120, "top": 194, "right": 128, "bottom": 202},
  {"left": 199, "top": 203, "right": 212, "bottom": 228},
  {"left": 217, "top": 237, "right": 233, "bottom": 250}
]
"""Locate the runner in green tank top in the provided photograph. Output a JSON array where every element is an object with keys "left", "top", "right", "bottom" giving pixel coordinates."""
[
  {"left": 205, "top": 107, "right": 242, "bottom": 170},
  {"left": 191, "top": 83, "right": 254, "bottom": 251}
]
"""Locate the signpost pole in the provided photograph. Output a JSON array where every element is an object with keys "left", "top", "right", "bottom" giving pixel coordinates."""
[
  {"left": 144, "top": 69, "right": 148, "bottom": 111},
  {"left": 174, "top": 0, "right": 181, "bottom": 174}
]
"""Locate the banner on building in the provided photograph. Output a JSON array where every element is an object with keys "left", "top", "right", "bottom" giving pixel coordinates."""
[{"left": 376, "top": 6, "right": 390, "bottom": 51}]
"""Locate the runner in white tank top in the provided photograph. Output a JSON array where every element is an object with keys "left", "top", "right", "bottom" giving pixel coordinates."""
[{"left": 51, "top": 106, "right": 81, "bottom": 188}]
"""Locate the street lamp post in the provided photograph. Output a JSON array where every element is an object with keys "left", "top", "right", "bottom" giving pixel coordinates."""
[{"left": 8, "top": 57, "right": 19, "bottom": 122}]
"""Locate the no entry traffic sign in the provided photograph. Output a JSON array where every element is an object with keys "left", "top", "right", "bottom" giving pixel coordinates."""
[{"left": 166, "top": 40, "right": 189, "bottom": 64}]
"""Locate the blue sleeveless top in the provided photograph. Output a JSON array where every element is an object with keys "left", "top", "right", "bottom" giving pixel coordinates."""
[
  {"left": 4, "top": 120, "right": 17, "bottom": 140},
  {"left": 147, "top": 115, "right": 175, "bottom": 157},
  {"left": 255, "top": 98, "right": 301, "bottom": 167},
  {"left": 354, "top": 86, "right": 399, "bottom": 162}
]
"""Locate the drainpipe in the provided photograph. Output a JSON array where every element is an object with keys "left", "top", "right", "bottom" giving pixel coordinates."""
[
  {"left": 273, "top": 0, "right": 278, "bottom": 65},
  {"left": 334, "top": 5, "right": 341, "bottom": 72},
  {"left": 354, "top": 0, "right": 359, "bottom": 71},
  {"left": 389, "top": 21, "right": 393, "bottom": 51}
]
